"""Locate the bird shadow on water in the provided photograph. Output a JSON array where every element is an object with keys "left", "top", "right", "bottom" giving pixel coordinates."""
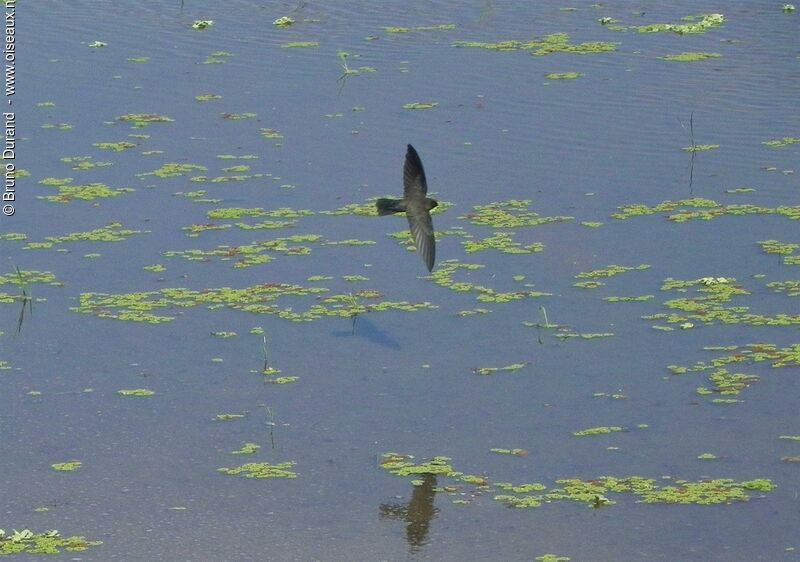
[{"left": 332, "top": 315, "right": 402, "bottom": 350}]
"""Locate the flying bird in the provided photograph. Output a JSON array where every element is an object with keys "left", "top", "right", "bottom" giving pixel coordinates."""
[{"left": 376, "top": 145, "right": 438, "bottom": 272}]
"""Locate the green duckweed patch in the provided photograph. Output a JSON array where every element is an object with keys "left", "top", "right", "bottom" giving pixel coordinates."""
[
  {"left": 163, "top": 234, "right": 323, "bottom": 268},
  {"left": 779, "top": 435, "right": 800, "bottom": 441},
  {"left": 380, "top": 453, "right": 774, "bottom": 508},
  {"left": 463, "top": 232, "right": 544, "bottom": 254},
  {"left": 612, "top": 198, "right": 800, "bottom": 222},
  {"left": 661, "top": 52, "right": 721, "bottom": 62},
  {"left": 490, "top": 448, "right": 528, "bottom": 456},
  {"left": 143, "top": 264, "right": 166, "bottom": 273},
  {"left": 645, "top": 278, "right": 800, "bottom": 327},
  {"left": 41, "top": 123, "right": 73, "bottom": 131},
  {"left": 604, "top": 295, "right": 654, "bottom": 302},
  {"left": 682, "top": 144, "right": 720, "bottom": 152},
  {"left": 231, "top": 443, "right": 261, "bottom": 455},
  {"left": 536, "top": 555, "right": 570, "bottom": 562},
  {"left": 72, "top": 283, "right": 436, "bottom": 324},
  {"left": 545, "top": 72, "right": 583, "bottom": 80},
  {"left": 629, "top": 13, "right": 725, "bottom": 34},
  {"left": 93, "top": 141, "right": 138, "bottom": 152},
  {"left": 195, "top": 94, "right": 221, "bottom": 102},
  {"left": 460, "top": 200, "right": 573, "bottom": 228},
  {"left": 281, "top": 41, "right": 320, "bottom": 48},
  {"left": 218, "top": 461, "right": 297, "bottom": 479},
  {"left": 0, "top": 232, "right": 25, "bottom": 241},
  {"left": 273, "top": 16, "right": 294, "bottom": 27},
  {"left": 385, "top": 24, "right": 456, "bottom": 33},
  {"left": 51, "top": 461, "right": 82, "bottom": 472},
  {"left": 117, "top": 389, "right": 155, "bottom": 397},
  {"left": 38, "top": 179, "right": 134, "bottom": 203},
  {"left": 577, "top": 264, "right": 650, "bottom": 279},
  {"left": 60, "top": 156, "right": 113, "bottom": 170},
  {"left": 0, "top": 529, "right": 102, "bottom": 555},
  {"left": 453, "top": 33, "right": 617, "bottom": 56},
  {"left": 403, "top": 102, "right": 438, "bottom": 110},
  {"left": 117, "top": 113, "right": 174, "bottom": 127},
  {"left": 573, "top": 426, "right": 624, "bottom": 437},
  {"left": 762, "top": 137, "right": 799, "bottom": 148},
  {"left": 215, "top": 413, "right": 246, "bottom": 421},
  {"left": 669, "top": 343, "right": 800, "bottom": 400},
  {"left": 432, "top": 260, "right": 551, "bottom": 303},
  {"left": 473, "top": 362, "right": 529, "bottom": 375},
  {"left": 141, "top": 162, "right": 207, "bottom": 178},
  {"left": 24, "top": 223, "right": 143, "bottom": 249}
]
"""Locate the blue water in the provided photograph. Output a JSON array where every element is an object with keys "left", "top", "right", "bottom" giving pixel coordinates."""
[{"left": 2, "top": 1, "right": 799, "bottom": 560}]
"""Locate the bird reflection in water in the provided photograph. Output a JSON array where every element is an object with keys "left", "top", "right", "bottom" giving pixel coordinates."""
[{"left": 379, "top": 473, "right": 438, "bottom": 552}]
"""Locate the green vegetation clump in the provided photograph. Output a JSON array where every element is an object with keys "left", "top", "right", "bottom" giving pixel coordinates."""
[
  {"left": 572, "top": 426, "right": 623, "bottom": 436},
  {"left": 611, "top": 198, "right": 800, "bottom": 222},
  {"left": 633, "top": 13, "right": 724, "bottom": 34},
  {"left": 762, "top": 137, "right": 800, "bottom": 148},
  {"left": 117, "top": 389, "right": 155, "bottom": 396},
  {"left": 93, "top": 141, "right": 137, "bottom": 152},
  {"left": 545, "top": 72, "right": 583, "bottom": 79},
  {"left": 51, "top": 461, "right": 82, "bottom": 471},
  {"left": 218, "top": 461, "right": 297, "bottom": 478},
  {"left": 24, "top": 223, "right": 142, "bottom": 249},
  {"left": 38, "top": 180, "right": 134, "bottom": 203},
  {"left": 140, "top": 162, "right": 207, "bottom": 178},
  {"left": 0, "top": 529, "right": 102, "bottom": 555},
  {"left": 453, "top": 33, "right": 617, "bottom": 56},
  {"left": 576, "top": 264, "right": 649, "bottom": 279},
  {"left": 432, "top": 260, "right": 551, "bottom": 303},
  {"left": 661, "top": 52, "right": 721, "bottom": 62},
  {"left": 463, "top": 232, "right": 544, "bottom": 254},
  {"left": 117, "top": 113, "right": 174, "bottom": 127},
  {"left": 474, "top": 362, "right": 529, "bottom": 375},
  {"left": 460, "top": 200, "right": 573, "bottom": 228}
]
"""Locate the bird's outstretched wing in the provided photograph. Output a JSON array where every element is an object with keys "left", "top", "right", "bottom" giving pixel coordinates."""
[
  {"left": 407, "top": 209, "right": 435, "bottom": 272},
  {"left": 404, "top": 144, "right": 428, "bottom": 197}
]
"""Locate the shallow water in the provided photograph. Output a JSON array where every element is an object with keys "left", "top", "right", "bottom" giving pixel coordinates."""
[{"left": 3, "top": 1, "right": 799, "bottom": 560}]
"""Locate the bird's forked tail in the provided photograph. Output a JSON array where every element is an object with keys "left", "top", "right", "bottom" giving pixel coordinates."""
[{"left": 376, "top": 198, "right": 405, "bottom": 216}]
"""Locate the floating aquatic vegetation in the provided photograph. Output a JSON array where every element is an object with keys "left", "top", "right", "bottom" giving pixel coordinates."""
[
  {"left": 0, "top": 233, "right": 26, "bottom": 241},
  {"left": 93, "top": 141, "right": 137, "bottom": 152},
  {"left": 661, "top": 52, "right": 722, "bottom": 62},
  {"left": 460, "top": 200, "right": 573, "bottom": 228},
  {"left": 140, "top": 162, "right": 207, "bottom": 178},
  {"left": 336, "top": 51, "right": 377, "bottom": 78},
  {"left": 759, "top": 240, "right": 799, "bottom": 265},
  {"left": 0, "top": 529, "right": 102, "bottom": 555},
  {"left": 72, "top": 283, "right": 435, "bottom": 324},
  {"left": 268, "top": 376, "right": 299, "bottom": 384},
  {"left": 682, "top": 143, "right": 720, "bottom": 152},
  {"left": 545, "top": 72, "right": 583, "bottom": 79},
  {"left": 41, "top": 122, "right": 73, "bottom": 131},
  {"left": 195, "top": 93, "right": 222, "bottom": 102},
  {"left": 646, "top": 278, "right": 800, "bottom": 327},
  {"left": 127, "top": 56, "right": 149, "bottom": 63},
  {"left": 215, "top": 413, "right": 246, "bottom": 421},
  {"left": 604, "top": 295, "right": 654, "bottom": 302},
  {"left": 24, "top": 223, "right": 143, "bottom": 249},
  {"left": 536, "top": 555, "right": 570, "bottom": 562},
  {"left": 37, "top": 180, "right": 134, "bottom": 203},
  {"left": 403, "top": 102, "right": 438, "bottom": 110},
  {"left": 780, "top": 435, "right": 800, "bottom": 442},
  {"left": 490, "top": 448, "right": 528, "bottom": 456},
  {"left": 698, "top": 453, "right": 718, "bottom": 460},
  {"left": 36, "top": 101, "right": 56, "bottom": 107},
  {"left": 60, "top": 156, "right": 112, "bottom": 170},
  {"left": 784, "top": 4, "right": 796, "bottom": 11},
  {"left": 572, "top": 426, "right": 623, "bottom": 436},
  {"left": 221, "top": 112, "right": 257, "bottom": 120},
  {"left": 143, "top": 264, "right": 166, "bottom": 273},
  {"left": 630, "top": 13, "right": 725, "bottom": 34},
  {"left": 218, "top": 461, "right": 297, "bottom": 479},
  {"left": 232, "top": 443, "right": 260, "bottom": 455},
  {"left": 457, "top": 307, "right": 492, "bottom": 317},
  {"left": 181, "top": 223, "right": 231, "bottom": 237},
  {"left": 343, "top": 275, "right": 369, "bottom": 282},
  {"left": 192, "top": 20, "right": 214, "bottom": 29},
  {"left": 453, "top": 33, "right": 618, "bottom": 55},
  {"left": 236, "top": 220, "right": 298, "bottom": 231},
  {"left": 726, "top": 187, "right": 757, "bottom": 194},
  {"left": 51, "top": 461, "right": 82, "bottom": 471},
  {"left": 381, "top": 454, "right": 774, "bottom": 508},
  {"left": 432, "top": 260, "right": 551, "bottom": 303},
  {"left": 211, "top": 331, "right": 236, "bottom": 338},
  {"left": 117, "top": 113, "right": 174, "bottom": 127},
  {"left": 593, "top": 392, "right": 627, "bottom": 400},
  {"left": 611, "top": 198, "right": 800, "bottom": 222},
  {"left": 576, "top": 264, "right": 650, "bottom": 279},
  {"left": 117, "top": 389, "right": 155, "bottom": 397},
  {"left": 260, "top": 128, "right": 284, "bottom": 141},
  {"left": 463, "top": 232, "right": 544, "bottom": 254},
  {"left": 556, "top": 331, "right": 614, "bottom": 340},
  {"left": 0, "top": 270, "right": 59, "bottom": 287},
  {"left": 670, "top": 343, "right": 800, "bottom": 401},
  {"left": 163, "top": 234, "right": 323, "bottom": 268},
  {"left": 281, "top": 41, "right": 319, "bottom": 48},
  {"left": 273, "top": 16, "right": 295, "bottom": 27},
  {"left": 87, "top": 40, "right": 107, "bottom": 48},
  {"left": 762, "top": 137, "right": 800, "bottom": 148},
  {"left": 473, "top": 362, "right": 529, "bottom": 375},
  {"left": 384, "top": 24, "right": 456, "bottom": 33}
]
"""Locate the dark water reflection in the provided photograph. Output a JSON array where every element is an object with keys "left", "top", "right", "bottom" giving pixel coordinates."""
[{"left": 2, "top": 1, "right": 799, "bottom": 560}]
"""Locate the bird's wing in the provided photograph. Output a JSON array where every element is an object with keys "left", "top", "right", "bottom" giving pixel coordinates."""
[
  {"left": 407, "top": 209, "right": 435, "bottom": 272},
  {"left": 404, "top": 144, "right": 428, "bottom": 197}
]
